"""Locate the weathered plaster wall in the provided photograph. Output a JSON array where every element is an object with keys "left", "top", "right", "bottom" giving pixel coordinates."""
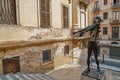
[
  {"left": 0, "top": 25, "right": 72, "bottom": 43},
  {"left": 0, "top": 25, "right": 40, "bottom": 43},
  {"left": 51, "top": 0, "right": 72, "bottom": 28},
  {"left": 19, "top": 0, "right": 38, "bottom": 27},
  {"left": 0, "top": 0, "right": 72, "bottom": 43}
]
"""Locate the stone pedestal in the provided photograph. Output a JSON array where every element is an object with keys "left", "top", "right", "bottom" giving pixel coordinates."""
[{"left": 80, "top": 68, "right": 105, "bottom": 80}]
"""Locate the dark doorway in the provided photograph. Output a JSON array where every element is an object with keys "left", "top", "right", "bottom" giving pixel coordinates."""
[
  {"left": 113, "top": 0, "right": 119, "bottom": 4},
  {"left": 2, "top": 56, "right": 20, "bottom": 74},
  {"left": 110, "top": 47, "right": 120, "bottom": 60}
]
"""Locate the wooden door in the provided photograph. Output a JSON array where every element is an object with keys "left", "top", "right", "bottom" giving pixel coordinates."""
[{"left": 3, "top": 56, "right": 20, "bottom": 74}]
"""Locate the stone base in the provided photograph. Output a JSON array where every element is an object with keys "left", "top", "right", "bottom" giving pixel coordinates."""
[{"left": 80, "top": 68, "right": 105, "bottom": 80}]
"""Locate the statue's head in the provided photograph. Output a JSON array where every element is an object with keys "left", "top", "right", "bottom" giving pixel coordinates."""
[{"left": 94, "top": 16, "right": 102, "bottom": 23}]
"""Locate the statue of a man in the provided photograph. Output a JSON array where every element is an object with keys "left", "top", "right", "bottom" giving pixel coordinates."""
[{"left": 73, "top": 16, "right": 102, "bottom": 73}]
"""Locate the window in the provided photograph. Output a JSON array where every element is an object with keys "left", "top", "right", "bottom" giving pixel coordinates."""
[
  {"left": 40, "top": 0, "right": 50, "bottom": 28},
  {"left": 104, "top": 0, "right": 108, "bottom": 5},
  {"left": 0, "top": 0, "right": 17, "bottom": 24},
  {"left": 80, "top": 12, "right": 86, "bottom": 29},
  {"left": 113, "top": 11, "right": 119, "bottom": 20},
  {"left": 64, "top": 45, "right": 69, "bottom": 55},
  {"left": 42, "top": 49, "right": 51, "bottom": 63},
  {"left": 2, "top": 56, "right": 20, "bottom": 74},
  {"left": 63, "top": 5, "right": 69, "bottom": 28},
  {"left": 112, "top": 27, "right": 119, "bottom": 39},
  {"left": 103, "top": 12, "right": 108, "bottom": 19},
  {"left": 103, "top": 27, "right": 108, "bottom": 35},
  {"left": 94, "top": 1, "right": 99, "bottom": 8}
]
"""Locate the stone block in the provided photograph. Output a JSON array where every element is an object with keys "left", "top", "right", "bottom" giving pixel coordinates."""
[{"left": 81, "top": 68, "right": 105, "bottom": 80}]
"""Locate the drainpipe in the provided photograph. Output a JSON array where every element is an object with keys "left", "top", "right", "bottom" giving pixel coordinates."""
[
  {"left": 71, "top": 0, "right": 78, "bottom": 64},
  {"left": 72, "top": 0, "right": 73, "bottom": 64},
  {"left": 37, "top": 0, "right": 40, "bottom": 28},
  {"left": 17, "top": 0, "right": 20, "bottom": 26},
  {"left": 70, "top": 0, "right": 73, "bottom": 64}
]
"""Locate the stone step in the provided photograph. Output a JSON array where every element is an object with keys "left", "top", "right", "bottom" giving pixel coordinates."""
[
  {"left": 9, "top": 74, "right": 20, "bottom": 80},
  {"left": 0, "top": 74, "right": 7, "bottom": 80},
  {"left": 15, "top": 73, "right": 29, "bottom": 80},
  {"left": 32, "top": 74, "right": 44, "bottom": 80},
  {"left": 0, "top": 73, "right": 55, "bottom": 80},
  {"left": 34, "top": 74, "right": 48, "bottom": 80},
  {"left": 38, "top": 74, "right": 54, "bottom": 80}
]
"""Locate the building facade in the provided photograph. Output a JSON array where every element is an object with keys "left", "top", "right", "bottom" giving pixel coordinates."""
[
  {"left": 0, "top": 0, "right": 89, "bottom": 74},
  {"left": 90, "top": 0, "right": 120, "bottom": 60}
]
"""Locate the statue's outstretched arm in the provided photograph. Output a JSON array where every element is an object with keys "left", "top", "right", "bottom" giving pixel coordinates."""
[
  {"left": 73, "top": 25, "right": 91, "bottom": 34},
  {"left": 73, "top": 23, "right": 100, "bottom": 37},
  {"left": 84, "top": 23, "right": 100, "bottom": 32}
]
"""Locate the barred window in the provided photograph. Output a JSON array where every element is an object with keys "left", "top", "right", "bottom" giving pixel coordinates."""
[
  {"left": 104, "top": 0, "right": 107, "bottom": 5},
  {"left": 103, "top": 12, "right": 108, "bottom": 19},
  {"left": 94, "top": 1, "right": 99, "bottom": 8},
  {"left": 42, "top": 49, "right": 51, "bottom": 63},
  {"left": 64, "top": 45, "right": 69, "bottom": 55},
  {"left": 0, "top": 0, "right": 17, "bottom": 24},
  {"left": 40, "top": 0, "right": 50, "bottom": 28},
  {"left": 112, "top": 27, "right": 119, "bottom": 39},
  {"left": 63, "top": 6, "right": 69, "bottom": 28},
  {"left": 103, "top": 27, "right": 108, "bottom": 35}
]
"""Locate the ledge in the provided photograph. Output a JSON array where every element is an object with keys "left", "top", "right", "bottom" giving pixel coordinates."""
[
  {"left": 73, "top": 37, "right": 90, "bottom": 40},
  {"left": 0, "top": 38, "right": 72, "bottom": 51}
]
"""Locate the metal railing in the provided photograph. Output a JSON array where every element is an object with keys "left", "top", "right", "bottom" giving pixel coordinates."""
[
  {"left": 108, "top": 35, "right": 120, "bottom": 41},
  {"left": 93, "top": 7, "right": 100, "bottom": 12},
  {"left": 110, "top": 19, "right": 120, "bottom": 24},
  {"left": 112, "top": 3, "right": 120, "bottom": 8}
]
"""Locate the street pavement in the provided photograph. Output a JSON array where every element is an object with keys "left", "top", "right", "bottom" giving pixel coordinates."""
[{"left": 91, "top": 57, "right": 120, "bottom": 71}]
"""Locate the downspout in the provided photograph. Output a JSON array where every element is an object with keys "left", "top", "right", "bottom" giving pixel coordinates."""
[
  {"left": 37, "top": 0, "right": 40, "bottom": 28},
  {"left": 17, "top": 0, "right": 20, "bottom": 25},
  {"left": 71, "top": 0, "right": 74, "bottom": 64},
  {"left": 71, "top": 0, "right": 78, "bottom": 64}
]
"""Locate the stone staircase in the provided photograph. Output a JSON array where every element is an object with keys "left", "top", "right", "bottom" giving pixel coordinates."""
[{"left": 0, "top": 73, "right": 55, "bottom": 80}]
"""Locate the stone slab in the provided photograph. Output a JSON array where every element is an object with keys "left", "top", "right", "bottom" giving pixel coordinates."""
[{"left": 81, "top": 68, "right": 105, "bottom": 80}]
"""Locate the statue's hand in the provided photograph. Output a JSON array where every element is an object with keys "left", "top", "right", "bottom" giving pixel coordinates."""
[
  {"left": 73, "top": 32, "right": 76, "bottom": 35},
  {"left": 80, "top": 31, "right": 84, "bottom": 37}
]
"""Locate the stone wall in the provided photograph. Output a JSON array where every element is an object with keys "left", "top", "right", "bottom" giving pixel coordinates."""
[{"left": 0, "top": 40, "right": 72, "bottom": 74}]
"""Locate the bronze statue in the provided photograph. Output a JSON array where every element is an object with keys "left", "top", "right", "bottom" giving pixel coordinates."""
[{"left": 73, "top": 16, "right": 102, "bottom": 73}]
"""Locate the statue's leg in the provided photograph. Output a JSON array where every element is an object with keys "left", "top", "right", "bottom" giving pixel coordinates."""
[
  {"left": 93, "top": 43, "right": 100, "bottom": 70},
  {"left": 87, "top": 45, "right": 92, "bottom": 72}
]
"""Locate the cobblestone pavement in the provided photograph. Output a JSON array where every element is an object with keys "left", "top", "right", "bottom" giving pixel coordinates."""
[
  {"left": 105, "top": 70, "right": 120, "bottom": 80},
  {"left": 47, "top": 64, "right": 120, "bottom": 80}
]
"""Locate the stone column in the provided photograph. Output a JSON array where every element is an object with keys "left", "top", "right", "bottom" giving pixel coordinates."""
[{"left": 72, "top": 0, "right": 78, "bottom": 29}]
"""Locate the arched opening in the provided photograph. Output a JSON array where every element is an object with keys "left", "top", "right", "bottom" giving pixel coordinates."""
[{"left": 111, "top": 42, "right": 119, "bottom": 44}]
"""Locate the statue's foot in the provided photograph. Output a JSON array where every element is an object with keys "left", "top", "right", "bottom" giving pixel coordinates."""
[
  {"left": 85, "top": 69, "right": 90, "bottom": 74},
  {"left": 97, "top": 69, "right": 102, "bottom": 74}
]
